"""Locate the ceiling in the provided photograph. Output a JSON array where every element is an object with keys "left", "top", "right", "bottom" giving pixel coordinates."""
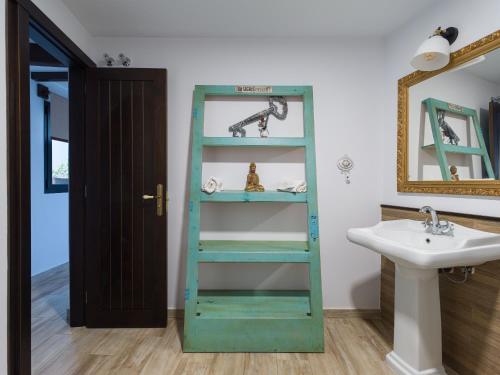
[{"left": 61, "top": 0, "right": 435, "bottom": 38}]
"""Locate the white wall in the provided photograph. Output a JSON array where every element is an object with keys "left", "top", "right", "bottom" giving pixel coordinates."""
[
  {"left": 30, "top": 79, "right": 69, "bottom": 276},
  {"left": 31, "top": 0, "right": 96, "bottom": 60},
  {"left": 382, "top": 0, "right": 500, "bottom": 216},
  {"left": 93, "top": 36, "right": 386, "bottom": 309}
]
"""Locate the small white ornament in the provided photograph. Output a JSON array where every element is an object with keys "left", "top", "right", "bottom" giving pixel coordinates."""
[{"left": 337, "top": 155, "right": 354, "bottom": 184}]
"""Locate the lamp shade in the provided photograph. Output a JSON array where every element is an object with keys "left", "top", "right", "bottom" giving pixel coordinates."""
[{"left": 410, "top": 35, "right": 450, "bottom": 71}]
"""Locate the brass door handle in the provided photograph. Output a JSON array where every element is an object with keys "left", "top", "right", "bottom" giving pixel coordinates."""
[{"left": 143, "top": 184, "right": 164, "bottom": 216}]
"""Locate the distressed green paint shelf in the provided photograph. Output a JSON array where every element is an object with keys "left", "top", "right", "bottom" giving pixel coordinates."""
[
  {"left": 184, "top": 85, "right": 324, "bottom": 353},
  {"left": 196, "top": 290, "right": 311, "bottom": 319},
  {"left": 423, "top": 98, "right": 494, "bottom": 180},
  {"left": 203, "top": 137, "right": 306, "bottom": 147},
  {"left": 422, "top": 144, "right": 484, "bottom": 155},
  {"left": 201, "top": 190, "right": 307, "bottom": 203},
  {"left": 198, "top": 240, "right": 309, "bottom": 262}
]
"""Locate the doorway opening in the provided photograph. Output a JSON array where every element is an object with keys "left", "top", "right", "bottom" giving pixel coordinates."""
[
  {"left": 7, "top": 2, "right": 94, "bottom": 373},
  {"left": 29, "top": 33, "right": 71, "bottom": 373},
  {"left": 8, "top": 3, "right": 167, "bottom": 374}
]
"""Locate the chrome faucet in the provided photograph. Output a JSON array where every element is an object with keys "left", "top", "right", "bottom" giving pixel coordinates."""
[{"left": 419, "top": 206, "right": 454, "bottom": 235}]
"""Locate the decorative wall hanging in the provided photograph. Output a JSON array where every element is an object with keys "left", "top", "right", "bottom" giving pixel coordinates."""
[
  {"left": 337, "top": 155, "right": 354, "bottom": 184},
  {"left": 102, "top": 53, "right": 132, "bottom": 67},
  {"left": 103, "top": 53, "right": 115, "bottom": 67},
  {"left": 118, "top": 53, "right": 131, "bottom": 67},
  {"left": 228, "top": 96, "right": 288, "bottom": 137}
]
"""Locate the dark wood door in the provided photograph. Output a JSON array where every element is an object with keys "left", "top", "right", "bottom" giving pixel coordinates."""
[
  {"left": 85, "top": 68, "right": 167, "bottom": 327},
  {"left": 490, "top": 101, "right": 500, "bottom": 178}
]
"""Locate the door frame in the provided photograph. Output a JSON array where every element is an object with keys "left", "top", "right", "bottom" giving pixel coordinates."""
[{"left": 6, "top": 1, "right": 95, "bottom": 374}]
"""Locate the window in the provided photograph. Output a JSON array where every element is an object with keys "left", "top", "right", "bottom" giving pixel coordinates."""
[{"left": 44, "top": 100, "right": 69, "bottom": 193}]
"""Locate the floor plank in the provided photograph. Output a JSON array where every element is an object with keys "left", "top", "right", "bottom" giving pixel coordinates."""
[{"left": 32, "top": 264, "right": 396, "bottom": 375}]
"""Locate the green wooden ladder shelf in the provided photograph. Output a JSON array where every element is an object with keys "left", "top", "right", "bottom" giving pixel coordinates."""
[
  {"left": 422, "top": 97, "right": 494, "bottom": 180},
  {"left": 183, "top": 85, "right": 324, "bottom": 352}
]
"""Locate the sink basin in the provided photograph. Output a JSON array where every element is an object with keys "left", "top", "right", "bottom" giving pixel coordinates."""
[
  {"left": 347, "top": 219, "right": 500, "bottom": 375},
  {"left": 347, "top": 219, "right": 500, "bottom": 269}
]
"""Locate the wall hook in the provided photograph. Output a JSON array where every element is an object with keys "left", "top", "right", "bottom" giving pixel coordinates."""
[{"left": 337, "top": 155, "right": 354, "bottom": 184}]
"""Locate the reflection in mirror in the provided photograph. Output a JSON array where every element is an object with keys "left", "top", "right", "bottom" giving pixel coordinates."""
[
  {"left": 38, "top": 75, "right": 69, "bottom": 193},
  {"left": 408, "top": 47, "right": 500, "bottom": 181}
]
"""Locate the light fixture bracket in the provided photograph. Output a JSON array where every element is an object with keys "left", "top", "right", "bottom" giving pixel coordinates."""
[{"left": 433, "top": 27, "right": 458, "bottom": 45}]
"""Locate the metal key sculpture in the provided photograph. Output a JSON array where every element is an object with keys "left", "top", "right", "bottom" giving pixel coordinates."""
[
  {"left": 228, "top": 96, "right": 288, "bottom": 137},
  {"left": 437, "top": 110, "right": 460, "bottom": 145}
]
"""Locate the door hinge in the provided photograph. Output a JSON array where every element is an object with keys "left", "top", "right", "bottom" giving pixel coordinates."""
[
  {"left": 85, "top": 291, "right": 88, "bottom": 304},
  {"left": 84, "top": 184, "right": 87, "bottom": 198}
]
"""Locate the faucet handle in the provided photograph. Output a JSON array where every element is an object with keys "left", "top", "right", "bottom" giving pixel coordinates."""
[
  {"left": 439, "top": 220, "right": 454, "bottom": 235},
  {"left": 422, "top": 218, "right": 431, "bottom": 230}
]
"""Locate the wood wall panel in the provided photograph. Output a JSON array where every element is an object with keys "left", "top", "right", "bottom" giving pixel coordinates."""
[{"left": 380, "top": 205, "right": 500, "bottom": 375}]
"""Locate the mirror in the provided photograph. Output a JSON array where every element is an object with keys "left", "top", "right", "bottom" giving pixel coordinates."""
[{"left": 398, "top": 30, "right": 500, "bottom": 196}]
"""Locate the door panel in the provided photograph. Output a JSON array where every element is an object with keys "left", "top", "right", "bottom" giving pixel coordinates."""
[
  {"left": 490, "top": 101, "right": 500, "bottom": 178},
  {"left": 85, "top": 68, "right": 167, "bottom": 327}
]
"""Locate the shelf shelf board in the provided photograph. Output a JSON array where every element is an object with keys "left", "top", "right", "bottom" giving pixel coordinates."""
[
  {"left": 201, "top": 190, "right": 307, "bottom": 203},
  {"left": 198, "top": 240, "right": 310, "bottom": 262},
  {"left": 421, "top": 144, "right": 484, "bottom": 155},
  {"left": 203, "top": 137, "right": 306, "bottom": 147},
  {"left": 196, "top": 290, "right": 311, "bottom": 319}
]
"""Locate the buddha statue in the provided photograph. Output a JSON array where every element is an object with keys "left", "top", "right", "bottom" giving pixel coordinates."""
[
  {"left": 450, "top": 165, "right": 460, "bottom": 181},
  {"left": 245, "top": 162, "right": 265, "bottom": 192}
]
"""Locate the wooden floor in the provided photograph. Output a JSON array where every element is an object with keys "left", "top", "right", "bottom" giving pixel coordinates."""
[{"left": 32, "top": 264, "right": 396, "bottom": 374}]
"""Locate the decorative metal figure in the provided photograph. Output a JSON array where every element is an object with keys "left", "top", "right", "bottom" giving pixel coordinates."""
[
  {"left": 103, "top": 53, "right": 115, "bottom": 67},
  {"left": 337, "top": 155, "right": 354, "bottom": 184},
  {"left": 437, "top": 110, "right": 460, "bottom": 145},
  {"left": 228, "top": 96, "right": 288, "bottom": 137},
  {"left": 118, "top": 53, "right": 131, "bottom": 67}
]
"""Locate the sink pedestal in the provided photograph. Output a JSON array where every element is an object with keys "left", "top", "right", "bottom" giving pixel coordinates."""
[{"left": 386, "top": 265, "right": 446, "bottom": 375}]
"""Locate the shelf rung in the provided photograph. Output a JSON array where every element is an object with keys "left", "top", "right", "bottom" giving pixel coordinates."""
[
  {"left": 198, "top": 240, "right": 310, "bottom": 262},
  {"left": 203, "top": 137, "right": 306, "bottom": 147},
  {"left": 201, "top": 190, "right": 307, "bottom": 203},
  {"left": 422, "top": 144, "right": 484, "bottom": 155},
  {"left": 196, "top": 290, "right": 311, "bottom": 319}
]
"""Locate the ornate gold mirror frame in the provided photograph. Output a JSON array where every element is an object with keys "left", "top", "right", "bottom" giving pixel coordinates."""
[{"left": 397, "top": 30, "right": 500, "bottom": 196}]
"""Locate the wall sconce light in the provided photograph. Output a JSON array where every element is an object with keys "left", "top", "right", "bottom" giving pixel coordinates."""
[{"left": 410, "top": 27, "right": 459, "bottom": 71}]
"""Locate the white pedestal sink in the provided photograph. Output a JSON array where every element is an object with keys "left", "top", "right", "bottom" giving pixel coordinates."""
[{"left": 347, "top": 219, "right": 500, "bottom": 375}]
